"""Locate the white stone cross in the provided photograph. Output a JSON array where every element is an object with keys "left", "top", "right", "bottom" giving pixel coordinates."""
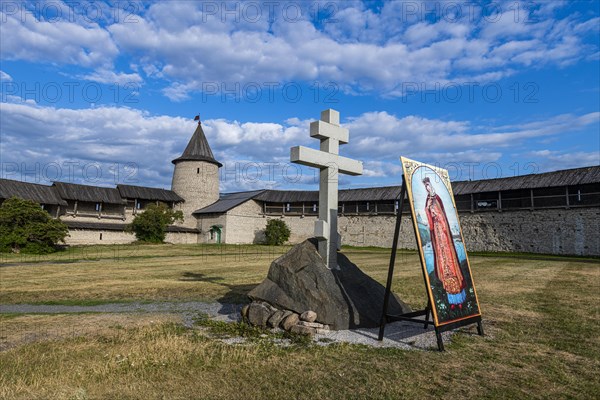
[{"left": 290, "top": 109, "right": 363, "bottom": 269}]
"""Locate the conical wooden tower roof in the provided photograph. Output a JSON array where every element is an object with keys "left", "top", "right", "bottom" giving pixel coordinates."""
[{"left": 172, "top": 122, "right": 222, "bottom": 167}]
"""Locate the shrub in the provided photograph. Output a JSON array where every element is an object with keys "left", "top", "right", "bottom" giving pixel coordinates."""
[
  {"left": 264, "top": 219, "right": 290, "bottom": 246},
  {"left": 0, "top": 197, "right": 69, "bottom": 254},
  {"left": 126, "top": 203, "right": 184, "bottom": 243}
]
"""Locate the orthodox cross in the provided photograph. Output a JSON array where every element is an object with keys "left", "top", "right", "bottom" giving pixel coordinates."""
[{"left": 291, "top": 109, "right": 363, "bottom": 269}]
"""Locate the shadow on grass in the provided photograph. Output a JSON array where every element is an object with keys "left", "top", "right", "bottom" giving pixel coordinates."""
[
  {"left": 180, "top": 272, "right": 223, "bottom": 283},
  {"left": 179, "top": 272, "right": 256, "bottom": 305}
]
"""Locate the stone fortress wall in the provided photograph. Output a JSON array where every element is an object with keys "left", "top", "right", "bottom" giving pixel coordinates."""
[
  {"left": 215, "top": 205, "right": 600, "bottom": 256},
  {"left": 56, "top": 191, "right": 599, "bottom": 256},
  {"left": 64, "top": 230, "right": 198, "bottom": 245},
  {"left": 60, "top": 204, "right": 599, "bottom": 256}
]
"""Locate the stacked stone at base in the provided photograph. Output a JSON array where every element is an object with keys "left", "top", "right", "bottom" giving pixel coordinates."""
[
  {"left": 241, "top": 301, "right": 330, "bottom": 336},
  {"left": 242, "top": 239, "right": 411, "bottom": 334}
]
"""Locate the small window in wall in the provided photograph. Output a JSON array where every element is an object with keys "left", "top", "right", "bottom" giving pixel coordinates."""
[
  {"left": 99, "top": 233, "right": 103, "bottom": 240},
  {"left": 286, "top": 203, "right": 290, "bottom": 212},
  {"left": 95, "top": 203, "right": 100, "bottom": 211},
  {"left": 197, "top": 167, "right": 200, "bottom": 174},
  {"left": 477, "top": 200, "right": 497, "bottom": 209},
  {"left": 210, "top": 230, "right": 214, "bottom": 240}
]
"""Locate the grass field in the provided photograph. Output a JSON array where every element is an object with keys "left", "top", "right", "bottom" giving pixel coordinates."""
[{"left": 0, "top": 244, "right": 599, "bottom": 399}]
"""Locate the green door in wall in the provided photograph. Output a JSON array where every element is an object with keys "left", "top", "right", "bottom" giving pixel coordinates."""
[{"left": 210, "top": 225, "right": 222, "bottom": 244}]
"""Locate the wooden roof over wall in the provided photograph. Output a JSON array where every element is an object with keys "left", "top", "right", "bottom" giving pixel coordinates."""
[
  {"left": 2, "top": 165, "right": 598, "bottom": 210},
  {"left": 117, "top": 184, "right": 183, "bottom": 202},
  {"left": 253, "top": 165, "right": 600, "bottom": 203},
  {"left": 253, "top": 186, "right": 405, "bottom": 203},
  {"left": 0, "top": 179, "right": 67, "bottom": 205},
  {"left": 1, "top": 179, "right": 185, "bottom": 206},
  {"left": 53, "top": 182, "right": 126, "bottom": 204},
  {"left": 254, "top": 190, "right": 317, "bottom": 203},
  {"left": 452, "top": 165, "right": 600, "bottom": 195}
]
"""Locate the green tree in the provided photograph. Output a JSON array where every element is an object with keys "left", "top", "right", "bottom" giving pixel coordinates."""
[
  {"left": 0, "top": 197, "right": 69, "bottom": 254},
  {"left": 264, "top": 219, "right": 291, "bottom": 246},
  {"left": 126, "top": 203, "right": 184, "bottom": 243}
]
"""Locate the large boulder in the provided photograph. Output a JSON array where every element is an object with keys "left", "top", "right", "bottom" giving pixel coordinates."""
[{"left": 248, "top": 239, "right": 411, "bottom": 329}]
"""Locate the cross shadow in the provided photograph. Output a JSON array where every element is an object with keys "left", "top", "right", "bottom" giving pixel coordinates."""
[
  {"left": 179, "top": 272, "right": 222, "bottom": 283},
  {"left": 179, "top": 271, "right": 255, "bottom": 312}
]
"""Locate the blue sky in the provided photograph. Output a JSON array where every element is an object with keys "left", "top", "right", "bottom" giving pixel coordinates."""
[{"left": 1, "top": 0, "right": 599, "bottom": 192}]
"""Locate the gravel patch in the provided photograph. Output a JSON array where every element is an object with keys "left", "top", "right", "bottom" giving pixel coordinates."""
[{"left": 315, "top": 320, "right": 452, "bottom": 350}]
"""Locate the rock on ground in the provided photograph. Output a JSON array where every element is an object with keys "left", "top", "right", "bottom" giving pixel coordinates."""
[
  {"left": 300, "top": 310, "right": 317, "bottom": 322},
  {"left": 247, "top": 302, "right": 274, "bottom": 327},
  {"left": 267, "top": 310, "right": 286, "bottom": 328},
  {"left": 248, "top": 239, "right": 411, "bottom": 330},
  {"left": 280, "top": 313, "right": 299, "bottom": 331}
]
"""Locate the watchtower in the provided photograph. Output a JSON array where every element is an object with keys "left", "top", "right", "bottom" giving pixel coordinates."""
[{"left": 171, "top": 117, "right": 222, "bottom": 227}]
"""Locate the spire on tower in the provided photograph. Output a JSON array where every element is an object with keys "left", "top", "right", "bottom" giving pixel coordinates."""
[{"left": 172, "top": 120, "right": 222, "bottom": 167}]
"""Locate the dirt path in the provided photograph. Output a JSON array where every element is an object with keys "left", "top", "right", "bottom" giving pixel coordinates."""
[{"left": 0, "top": 301, "right": 242, "bottom": 318}]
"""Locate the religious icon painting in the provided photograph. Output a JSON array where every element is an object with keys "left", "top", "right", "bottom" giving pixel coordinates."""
[{"left": 401, "top": 157, "right": 481, "bottom": 327}]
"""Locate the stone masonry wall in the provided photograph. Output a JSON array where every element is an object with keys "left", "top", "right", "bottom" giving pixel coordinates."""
[
  {"left": 65, "top": 229, "right": 198, "bottom": 245},
  {"left": 65, "top": 229, "right": 134, "bottom": 245},
  {"left": 223, "top": 200, "right": 267, "bottom": 244},
  {"left": 165, "top": 232, "right": 199, "bottom": 244},
  {"left": 65, "top": 204, "right": 599, "bottom": 255},
  {"left": 221, "top": 204, "right": 600, "bottom": 256},
  {"left": 459, "top": 208, "right": 600, "bottom": 256},
  {"left": 206, "top": 200, "right": 316, "bottom": 244},
  {"left": 197, "top": 214, "right": 227, "bottom": 244}
]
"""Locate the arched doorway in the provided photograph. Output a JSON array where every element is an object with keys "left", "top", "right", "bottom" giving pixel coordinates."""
[{"left": 209, "top": 225, "right": 223, "bottom": 244}]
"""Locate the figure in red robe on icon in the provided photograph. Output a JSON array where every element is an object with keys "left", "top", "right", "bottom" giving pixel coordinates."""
[{"left": 423, "top": 177, "right": 466, "bottom": 309}]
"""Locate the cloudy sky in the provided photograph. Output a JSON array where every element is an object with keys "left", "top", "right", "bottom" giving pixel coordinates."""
[{"left": 1, "top": 0, "right": 599, "bottom": 192}]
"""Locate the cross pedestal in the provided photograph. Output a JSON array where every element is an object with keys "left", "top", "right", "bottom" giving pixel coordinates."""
[{"left": 291, "top": 109, "right": 363, "bottom": 269}]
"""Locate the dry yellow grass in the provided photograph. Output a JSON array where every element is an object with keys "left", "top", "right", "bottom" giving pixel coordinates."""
[
  {"left": 0, "top": 313, "right": 180, "bottom": 351},
  {"left": 0, "top": 244, "right": 289, "bottom": 304},
  {"left": 0, "top": 244, "right": 599, "bottom": 399}
]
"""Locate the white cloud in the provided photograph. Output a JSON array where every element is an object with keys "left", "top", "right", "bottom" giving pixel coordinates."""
[
  {"left": 1, "top": 100, "right": 597, "bottom": 190},
  {"left": 343, "top": 110, "right": 600, "bottom": 163},
  {"left": 527, "top": 150, "right": 600, "bottom": 170},
  {"left": 0, "top": 100, "right": 312, "bottom": 188},
  {"left": 1, "top": 1, "right": 597, "bottom": 100},
  {"left": 0, "top": 13, "right": 117, "bottom": 68},
  {"left": 105, "top": 1, "right": 599, "bottom": 99},
  {"left": 79, "top": 69, "right": 143, "bottom": 85},
  {"left": 201, "top": 118, "right": 309, "bottom": 160},
  {"left": 0, "top": 102, "right": 189, "bottom": 187},
  {"left": 362, "top": 160, "right": 403, "bottom": 178},
  {"left": 0, "top": 70, "right": 12, "bottom": 82}
]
